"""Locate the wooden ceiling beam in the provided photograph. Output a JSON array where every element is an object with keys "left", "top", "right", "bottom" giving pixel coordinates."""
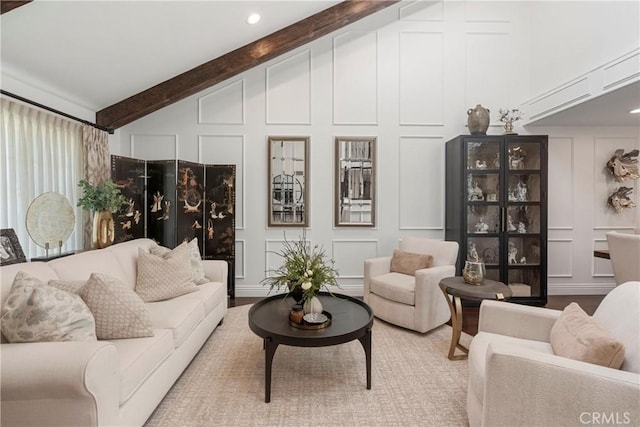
[
  {"left": 1, "top": 1, "right": 32, "bottom": 15},
  {"left": 96, "top": 0, "right": 400, "bottom": 129}
]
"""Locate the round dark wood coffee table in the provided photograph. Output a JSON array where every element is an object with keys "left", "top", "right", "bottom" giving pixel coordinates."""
[
  {"left": 439, "top": 276, "right": 512, "bottom": 360},
  {"left": 248, "top": 292, "right": 373, "bottom": 402}
]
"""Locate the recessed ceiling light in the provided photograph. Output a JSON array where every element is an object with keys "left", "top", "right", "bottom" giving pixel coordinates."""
[
  {"left": 247, "top": 13, "right": 261, "bottom": 25},
  {"left": 629, "top": 108, "right": 640, "bottom": 114}
]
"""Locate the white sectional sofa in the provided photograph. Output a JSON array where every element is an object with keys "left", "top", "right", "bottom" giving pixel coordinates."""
[{"left": 0, "top": 238, "right": 228, "bottom": 427}]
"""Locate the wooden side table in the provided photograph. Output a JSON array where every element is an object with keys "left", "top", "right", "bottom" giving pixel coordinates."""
[{"left": 439, "top": 276, "right": 512, "bottom": 360}]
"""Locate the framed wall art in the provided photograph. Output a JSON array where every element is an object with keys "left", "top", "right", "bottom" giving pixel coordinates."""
[
  {"left": 268, "top": 136, "right": 309, "bottom": 227},
  {"left": 0, "top": 228, "right": 26, "bottom": 265},
  {"left": 335, "top": 136, "right": 376, "bottom": 227}
]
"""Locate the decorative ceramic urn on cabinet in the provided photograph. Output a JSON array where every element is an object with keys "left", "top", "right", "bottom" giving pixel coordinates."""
[{"left": 467, "top": 104, "right": 490, "bottom": 135}]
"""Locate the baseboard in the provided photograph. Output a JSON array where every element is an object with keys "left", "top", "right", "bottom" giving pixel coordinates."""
[{"left": 548, "top": 283, "right": 615, "bottom": 296}]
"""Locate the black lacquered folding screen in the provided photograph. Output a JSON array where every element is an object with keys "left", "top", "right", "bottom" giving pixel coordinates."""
[{"left": 111, "top": 156, "right": 236, "bottom": 297}]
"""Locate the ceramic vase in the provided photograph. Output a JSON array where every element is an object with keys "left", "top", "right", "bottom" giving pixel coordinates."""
[
  {"left": 303, "top": 296, "right": 323, "bottom": 314},
  {"left": 467, "top": 104, "right": 490, "bottom": 135}
]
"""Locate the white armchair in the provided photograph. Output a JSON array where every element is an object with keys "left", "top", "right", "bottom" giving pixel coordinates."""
[
  {"left": 363, "top": 237, "right": 459, "bottom": 333},
  {"left": 467, "top": 281, "right": 640, "bottom": 427},
  {"left": 606, "top": 231, "right": 640, "bottom": 284}
]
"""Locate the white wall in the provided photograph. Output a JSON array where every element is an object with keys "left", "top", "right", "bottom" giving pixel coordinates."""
[
  {"left": 528, "top": 1, "right": 640, "bottom": 96},
  {"left": 111, "top": 1, "right": 639, "bottom": 297}
]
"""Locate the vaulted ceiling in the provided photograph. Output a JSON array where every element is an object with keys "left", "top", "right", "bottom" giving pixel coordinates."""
[
  {"left": 1, "top": 0, "right": 398, "bottom": 130},
  {"left": 2, "top": 1, "right": 638, "bottom": 130}
]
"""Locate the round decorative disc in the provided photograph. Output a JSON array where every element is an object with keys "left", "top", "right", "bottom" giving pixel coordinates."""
[{"left": 26, "top": 192, "right": 75, "bottom": 249}]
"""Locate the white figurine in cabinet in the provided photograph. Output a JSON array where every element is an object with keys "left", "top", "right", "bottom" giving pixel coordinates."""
[
  {"left": 468, "top": 181, "right": 484, "bottom": 201},
  {"left": 475, "top": 217, "right": 489, "bottom": 233},
  {"left": 508, "top": 241, "right": 518, "bottom": 264}
]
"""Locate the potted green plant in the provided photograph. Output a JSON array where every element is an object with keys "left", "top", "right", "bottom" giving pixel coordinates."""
[
  {"left": 261, "top": 230, "right": 339, "bottom": 314},
  {"left": 77, "top": 179, "right": 127, "bottom": 248},
  {"left": 77, "top": 179, "right": 127, "bottom": 213}
]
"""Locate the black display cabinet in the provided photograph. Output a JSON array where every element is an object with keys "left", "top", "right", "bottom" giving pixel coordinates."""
[
  {"left": 111, "top": 156, "right": 236, "bottom": 298},
  {"left": 445, "top": 135, "right": 548, "bottom": 305}
]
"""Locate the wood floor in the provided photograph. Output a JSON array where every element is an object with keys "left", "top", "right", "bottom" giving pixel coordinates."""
[{"left": 230, "top": 294, "right": 604, "bottom": 336}]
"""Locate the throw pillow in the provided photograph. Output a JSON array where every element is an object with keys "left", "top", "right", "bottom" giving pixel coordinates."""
[
  {"left": 136, "top": 245, "right": 198, "bottom": 302},
  {"left": 1, "top": 271, "right": 97, "bottom": 343},
  {"left": 390, "top": 249, "right": 434, "bottom": 276},
  {"left": 550, "top": 302, "right": 625, "bottom": 369},
  {"left": 150, "top": 240, "right": 208, "bottom": 285},
  {"left": 187, "top": 238, "right": 208, "bottom": 285},
  {"left": 80, "top": 272, "right": 153, "bottom": 340},
  {"left": 149, "top": 242, "right": 171, "bottom": 257}
]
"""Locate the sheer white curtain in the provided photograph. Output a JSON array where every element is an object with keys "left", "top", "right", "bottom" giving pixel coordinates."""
[{"left": 0, "top": 98, "right": 84, "bottom": 258}]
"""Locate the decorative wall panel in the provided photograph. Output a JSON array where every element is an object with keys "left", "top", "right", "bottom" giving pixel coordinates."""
[
  {"left": 333, "top": 31, "right": 378, "bottom": 125},
  {"left": 198, "top": 79, "right": 244, "bottom": 124},
  {"left": 593, "top": 137, "right": 638, "bottom": 229},
  {"left": 266, "top": 50, "right": 311, "bottom": 124},
  {"left": 547, "top": 239, "right": 573, "bottom": 277},
  {"left": 399, "top": 136, "right": 443, "bottom": 229},
  {"left": 199, "top": 135, "right": 245, "bottom": 229},
  {"left": 235, "top": 239, "right": 245, "bottom": 279},
  {"left": 131, "top": 134, "right": 177, "bottom": 160},
  {"left": 399, "top": 32, "right": 444, "bottom": 126},
  {"left": 465, "top": 33, "right": 509, "bottom": 119},
  {"left": 548, "top": 137, "right": 574, "bottom": 229},
  {"left": 465, "top": 1, "right": 511, "bottom": 22},
  {"left": 593, "top": 238, "right": 614, "bottom": 277},
  {"left": 332, "top": 240, "right": 377, "bottom": 278},
  {"left": 399, "top": 1, "right": 444, "bottom": 22}
]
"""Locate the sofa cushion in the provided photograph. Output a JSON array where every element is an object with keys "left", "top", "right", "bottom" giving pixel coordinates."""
[
  {"left": 390, "top": 249, "right": 433, "bottom": 276},
  {"left": 111, "top": 328, "right": 174, "bottom": 405},
  {"left": 145, "top": 296, "right": 204, "bottom": 347},
  {"left": 550, "top": 302, "right": 625, "bottom": 369},
  {"left": 105, "top": 238, "right": 157, "bottom": 287},
  {"left": 80, "top": 273, "right": 153, "bottom": 340},
  {"left": 48, "top": 279, "right": 86, "bottom": 294},
  {"left": 151, "top": 240, "right": 208, "bottom": 285},
  {"left": 1, "top": 271, "right": 96, "bottom": 343},
  {"left": 469, "top": 331, "right": 553, "bottom": 404},
  {"left": 136, "top": 246, "right": 198, "bottom": 302},
  {"left": 370, "top": 272, "right": 416, "bottom": 306},
  {"left": 183, "top": 282, "right": 227, "bottom": 315},
  {"left": 49, "top": 249, "right": 130, "bottom": 288}
]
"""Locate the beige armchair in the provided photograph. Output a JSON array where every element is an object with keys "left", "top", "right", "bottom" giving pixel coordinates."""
[
  {"left": 363, "top": 237, "right": 459, "bottom": 333},
  {"left": 467, "top": 281, "right": 640, "bottom": 427},
  {"left": 606, "top": 231, "right": 640, "bottom": 284}
]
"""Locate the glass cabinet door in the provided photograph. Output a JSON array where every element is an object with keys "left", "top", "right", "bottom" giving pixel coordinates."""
[
  {"left": 465, "top": 140, "right": 501, "bottom": 279},
  {"left": 505, "top": 140, "right": 543, "bottom": 298}
]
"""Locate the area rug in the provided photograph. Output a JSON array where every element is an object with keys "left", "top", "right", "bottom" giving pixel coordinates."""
[{"left": 145, "top": 304, "right": 472, "bottom": 427}]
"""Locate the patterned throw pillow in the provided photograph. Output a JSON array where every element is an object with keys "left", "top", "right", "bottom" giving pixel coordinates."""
[
  {"left": 1, "top": 271, "right": 97, "bottom": 343},
  {"left": 136, "top": 245, "right": 198, "bottom": 302},
  {"left": 187, "top": 238, "right": 208, "bottom": 285},
  {"left": 80, "top": 272, "right": 153, "bottom": 340},
  {"left": 151, "top": 240, "right": 208, "bottom": 285}
]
